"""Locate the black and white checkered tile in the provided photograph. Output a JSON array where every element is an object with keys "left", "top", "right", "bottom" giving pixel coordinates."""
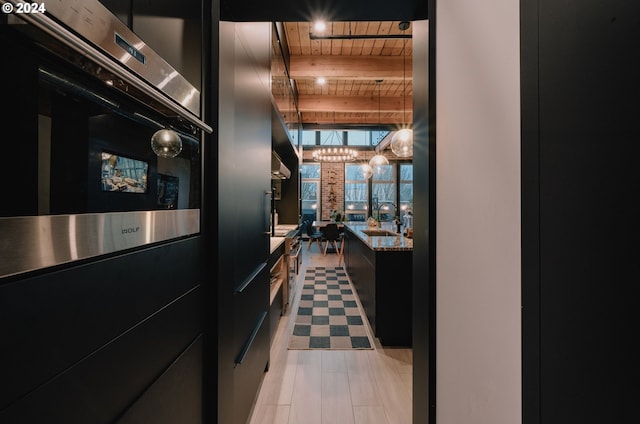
[{"left": 289, "top": 266, "right": 373, "bottom": 349}]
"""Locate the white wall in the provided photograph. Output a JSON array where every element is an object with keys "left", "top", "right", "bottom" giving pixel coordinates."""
[{"left": 436, "top": 1, "right": 521, "bottom": 423}]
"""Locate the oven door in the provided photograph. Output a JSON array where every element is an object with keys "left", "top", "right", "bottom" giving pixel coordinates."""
[{"left": 0, "top": 9, "right": 206, "bottom": 279}]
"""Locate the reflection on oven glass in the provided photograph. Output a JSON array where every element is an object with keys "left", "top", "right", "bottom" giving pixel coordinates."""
[{"left": 101, "top": 152, "right": 149, "bottom": 193}]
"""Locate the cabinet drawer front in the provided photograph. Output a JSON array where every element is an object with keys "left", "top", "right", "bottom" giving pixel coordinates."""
[
  {"left": 233, "top": 312, "right": 270, "bottom": 424},
  {"left": 233, "top": 263, "right": 269, "bottom": 354}
]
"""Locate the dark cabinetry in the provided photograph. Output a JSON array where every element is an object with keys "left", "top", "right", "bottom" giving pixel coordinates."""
[
  {"left": 268, "top": 242, "right": 286, "bottom": 345},
  {"left": 0, "top": 238, "right": 203, "bottom": 423},
  {"left": 217, "top": 21, "right": 272, "bottom": 424},
  {"left": 344, "top": 229, "right": 412, "bottom": 346},
  {"left": 271, "top": 107, "right": 300, "bottom": 225},
  {"left": 344, "top": 230, "right": 376, "bottom": 331}
]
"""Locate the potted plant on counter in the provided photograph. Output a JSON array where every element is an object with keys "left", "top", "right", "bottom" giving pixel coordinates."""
[{"left": 329, "top": 209, "right": 343, "bottom": 222}]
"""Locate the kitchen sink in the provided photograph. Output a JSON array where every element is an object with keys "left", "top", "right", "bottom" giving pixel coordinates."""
[{"left": 361, "top": 229, "right": 399, "bottom": 236}]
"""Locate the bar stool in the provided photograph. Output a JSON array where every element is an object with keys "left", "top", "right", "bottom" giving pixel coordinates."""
[
  {"left": 337, "top": 234, "right": 345, "bottom": 266},
  {"left": 320, "top": 223, "right": 341, "bottom": 255},
  {"left": 305, "top": 220, "right": 323, "bottom": 251}
]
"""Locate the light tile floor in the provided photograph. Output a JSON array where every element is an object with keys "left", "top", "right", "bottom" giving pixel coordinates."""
[{"left": 249, "top": 239, "right": 412, "bottom": 424}]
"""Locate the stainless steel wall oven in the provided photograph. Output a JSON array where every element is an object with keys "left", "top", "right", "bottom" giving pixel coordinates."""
[{"left": 0, "top": 0, "right": 212, "bottom": 279}]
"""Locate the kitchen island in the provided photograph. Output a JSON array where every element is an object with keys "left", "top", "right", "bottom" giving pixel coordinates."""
[{"left": 342, "top": 222, "right": 412, "bottom": 346}]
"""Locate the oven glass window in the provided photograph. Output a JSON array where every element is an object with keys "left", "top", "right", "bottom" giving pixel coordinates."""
[{"left": 0, "top": 46, "right": 201, "bottom": 218}]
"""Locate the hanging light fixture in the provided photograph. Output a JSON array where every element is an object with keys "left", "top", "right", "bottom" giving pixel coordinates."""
[
  {"left": 390, "top": 21, "right": 413, "bottom": 157},
  {"left": 312, "top": 146, "right": 358, "bottom": 162},
  {"left": 312, "top": 130, "right": 358, "bottom": 162},
  {"left": 369, "top": 79, "right": 390, "bottom": 168},
  {"left": 151, "top": 128, "right": 182, "bottom": 158},
  {"left": 361, "top": 163, "right": 374, "bottom": 179},
  {"left": 369, "top": 154, "right": 389, "bottom": 167}
]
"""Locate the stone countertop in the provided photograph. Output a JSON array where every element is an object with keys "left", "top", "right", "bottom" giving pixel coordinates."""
[
  {"left": 270, "top": 237, "right": 285, "bottom": 254},
  {"left": 271, "top": 224, "right": 299, "bottom": 237},
  {"left": 343, "top": 223, "right": 413, "bottom": 251}
]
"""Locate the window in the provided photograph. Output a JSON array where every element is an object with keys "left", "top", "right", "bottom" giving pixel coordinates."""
[
  {"left": 399, "top": 164, "right": 413, "bottom": 217},
  {"left": 302, "top": 130, "right": 317, "bottom": 145},
  {"left": 344, "top": 164, "right": 369, "bottom": 221},
  {"left": 347, "top": 162, "right": 412, "bottom": 222},
  {"left": 301, "top": 129, "right": 390, "bottom": 148},
  {"left": 371, "top": 164, "right": 395, "bottom": 220},
  {"left": 346, "top": 130, "right": 369, "bottom": 146},
  {"left": 319, "top": 130, "right": 345, "bottom": 145},
  {"left": 371, "top": 130, "right": 389, "bottom": 146},
  {"left": 300, "top": 163, "right": 321, "bottom": 223}
]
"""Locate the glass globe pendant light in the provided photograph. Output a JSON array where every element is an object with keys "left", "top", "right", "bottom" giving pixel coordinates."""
[
  {"left": 390, "top": 22, "right": 413, "bottom": 158},
  {"left": 391, "top": 128, "right": 413, "bottom": 157},
  {"left": 361, "top": 163, "right": 373, "bottom": 179},
  {"left": 151, "top": 128, "right": 182, "bottom": 158},
  {"left": 369, "top": 154, "right": 389, "bottom": 167}
]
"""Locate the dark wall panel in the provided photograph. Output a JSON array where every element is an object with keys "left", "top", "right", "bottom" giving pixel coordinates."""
[
  {"left": 411, "top": 18, "right": 433, "bottom": 424},
  {"left": 523, "top": 1, "right": 640, "bottom": 423},
  {"left": 201, "top": 1, "right": 220, "bottom": 423}
]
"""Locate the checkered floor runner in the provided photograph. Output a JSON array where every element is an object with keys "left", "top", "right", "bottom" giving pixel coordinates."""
[{"left": 288, "top": 266, "right": 374, "bottom": 350}]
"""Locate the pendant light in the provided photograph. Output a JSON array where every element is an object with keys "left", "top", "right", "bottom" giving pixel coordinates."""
[
  {"left": 369, "top": 79, "right": 389, "bottom": 168},
  {"left": 390, "top": 21, "right": 413, "bottom": 157},
  {"left": 369, "top": 154, "right": 389, "bottom": 167},
  {"left": 361, "top": 163, "right": 374, "bottom": 179},
  {"left": 151, "top": 128, "right": 182, "bottom": 158},
  {"left": 312, "top": 130, "right": 358, "bottom": 162},
  {"left": 312, "top": 146, "right": 358, "bottom": 162}
]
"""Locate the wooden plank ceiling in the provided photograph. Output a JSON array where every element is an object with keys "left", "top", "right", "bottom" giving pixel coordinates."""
[{"left": 282, "top": 21, "right": 412, "bottom": 128}]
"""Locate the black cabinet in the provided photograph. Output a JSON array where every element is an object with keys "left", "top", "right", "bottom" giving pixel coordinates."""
[
  {"left": 217, "top": 21, "right": 272, "bottom": 424},
  {"left": 0, "top": 238, "right": 204, "bottom": 423},
  {"left": 271, "top": 107, "right": 300, "bottom": 225},
  {"left": 268, "top": 243, "right": 286, "bottom": 346},
  {"left": 345, "top": 228, "right": 412, "bottom": 346}
]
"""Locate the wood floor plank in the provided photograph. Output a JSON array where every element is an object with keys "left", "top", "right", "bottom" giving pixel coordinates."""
[
  {"left": 322, "top": 372, "right": 355, "bottom": 424},
  {"left": 322, "top": 350, "right": 347, "bottom": 373},
  {"left": 381, "top": 347, "right": 413, "bottom": 375},
  {"left": 258, "top": 349, "right": 299, "bottom": 405},
  {"left": 344, "top": 351, "right": 382, "bottom": 406},
  {"left": 353, "top": 406, "right": 390, "bottom": 424},
  {"left": 287, "top": 351, "right": 323, "bottom": 424},
  {"left": 249, "top": 404, "right": 291, "bottom": 424},
  {"left": 367, "top": 351, "right": 412, "bottom": 424}
]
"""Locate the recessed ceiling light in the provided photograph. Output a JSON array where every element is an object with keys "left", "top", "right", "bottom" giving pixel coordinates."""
[
  {"left": 313, "top": 21, "right": 327, "bottom": 33},
  {"left": 316, "top": 77, "right": 326, "bottom": 85}
]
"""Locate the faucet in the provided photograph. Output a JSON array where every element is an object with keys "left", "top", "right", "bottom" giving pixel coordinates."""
[{"left": 376, "top": 202, "right": 399, "bottom": 231}]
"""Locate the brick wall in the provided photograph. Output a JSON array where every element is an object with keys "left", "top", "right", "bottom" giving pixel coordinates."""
[{"left": 320, "top": 162, "right": 344, "bottom": 220}]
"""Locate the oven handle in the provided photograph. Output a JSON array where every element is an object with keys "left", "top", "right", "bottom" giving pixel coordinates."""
[{"left": 7, "top": 4, "right": 212, "bottom": 134}]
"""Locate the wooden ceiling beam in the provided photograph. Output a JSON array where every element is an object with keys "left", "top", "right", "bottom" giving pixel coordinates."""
[
  {"left": 300, "top": 112, "right": 411, "bottom": 126},
  {"left": 296, "top": 95, "right": 412, "bottom": 113},
  {"left": 289, "top": 55, "right": 412, "bottom": 80}
]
